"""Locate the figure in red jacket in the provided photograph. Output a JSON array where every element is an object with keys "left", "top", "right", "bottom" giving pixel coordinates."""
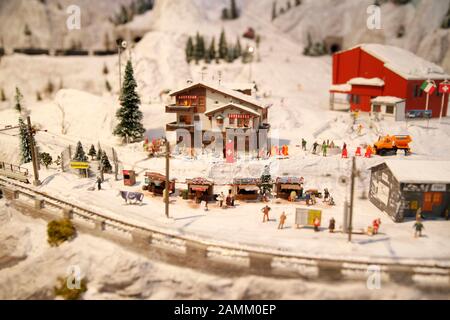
[
  {"left": 341, "top": 143, "right": 348, "bottom": 158},
  {"left": 373, "top": 218, "right": 381, "bottom": 235},
  {"left": 365, "top": 146, "right": 373, "bottom": 158},
  {"left": 355, "top": 146, "right": 362, "bottom": 156}
]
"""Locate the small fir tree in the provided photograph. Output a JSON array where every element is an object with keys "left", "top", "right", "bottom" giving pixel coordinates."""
[
  {"left": 73, "top": 141, "right": 87, "bottom": 162},
  {"left": 272, "top": 2, "right": 277, "bottom": 20},
  {"left": 113, "top": 60, "right": 145, "bottom": 142},
  {"left": 14, "top": 87, "right": 23, "bottom": 113},
  {"left": 259, "top": 166, "right": 273, "bottom": 198},
  {"left": 39, "top": 152, "right": 53, "bottom": 169},
  {"left": 221, "top": 7, "right": 230, "bottom": 20},
  {"left": 101, "top": 151, "right": 112, "bottom": 173},
  {"left": 219, "top": 29, "right": 228, "bottom": 59},
  {"left": 18, "top": 117, "right": 33, "bottom": 163},
  {"left": 0, "top": 88, "right": 6, "bottom": 101},
  {"left": 230, "top": 0, "right": 239, "bottom": 19},
  {"left": 185, "top": 36, "right": 194, "bottom": 63},
  {"left": 207, "top": 37, "right": 216, "bottom": 63},
  {"left": 96, "top": 146, "right": 103, "bottom": 161},
  {"left": 88, "top": 144, "right": 97, "bottom": 160},
  {"left": 234, "top": 37, "right": 242, "bottom": 59}
]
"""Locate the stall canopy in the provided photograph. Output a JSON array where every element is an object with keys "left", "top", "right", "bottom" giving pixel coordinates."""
[
  {"left": 276, "top": 177, "right": 304, "bottom": 185},
  {"left": 233, "top": 178, "right": 261, "bottom": 186}
]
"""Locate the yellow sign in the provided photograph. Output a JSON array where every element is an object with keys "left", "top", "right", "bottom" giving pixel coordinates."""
[
  {"left": 70, "top": 161, "right": 89, "bottom": 169},
  {"left": 307, "top": 209, "right": 322, "bottom": 226}
]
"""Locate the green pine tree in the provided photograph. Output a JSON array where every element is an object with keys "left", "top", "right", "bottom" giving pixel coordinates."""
[
  {"left": 39, "top": 152, "right": 53, "bottom": 169},
  {"left": 73, "top": 141, "right": 87, "bottom": 162},
  {"left": 259, "top": 165, "right": 273, "bottom": 197},
  {"left": 226, "top": 46, "right": 235, "bottom": 63},
  {"left": 96, "top": 146, "right": 103, "bottom": 161},
  {"left": 113, "top": 60, "right": 145, "bottom": 142},
  {"left": 101, "top": 151, "right": 112, "bottom": 173},
  {"left": 272, "top": 1, "right": 277, "bottom": 20},
  {"left": 234, "top": 37, "right": 242, "bottom": 59},
  {"left": 0, "top": 88, "right": 6, "bottom": 102},
  {"left": 194, "top": 32, "right": 205, "bottom": 64},
  {"left": 185, "top": 36, "right": 194, "bottom": 63},
  {"left": 18, "top": 117, "right": 33, "bottom": 163},
  {"left": 14, "top": 87, "right": 23, "bottom": 113},
  {"left": 219, "top": 29, "right": 228, "bottom": 60},
  {"left": 230, "top": 0, "right": 239, "bottom": 19},
  {"left": 88, "top": 144, "right": 97, "bottom": 160},
  {"left": 209, "top": 37, "right": 216, "bottom": 61}
]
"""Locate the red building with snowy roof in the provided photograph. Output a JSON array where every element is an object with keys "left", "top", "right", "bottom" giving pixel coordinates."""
[{"left": 329, "top": 44, "right": 449, "bottom": 119}]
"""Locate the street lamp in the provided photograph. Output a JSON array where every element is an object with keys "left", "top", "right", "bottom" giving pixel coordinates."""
[
  {"left": 117, "top": 39, "right": 127, "bottom": 96},
  {"left": 248, "top": 46, "right": 254, "bottom": 83}
]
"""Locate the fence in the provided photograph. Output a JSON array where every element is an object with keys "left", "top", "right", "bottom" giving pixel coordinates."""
[{"left": 0, "top": 176, "right": 449, "bottom": 285}]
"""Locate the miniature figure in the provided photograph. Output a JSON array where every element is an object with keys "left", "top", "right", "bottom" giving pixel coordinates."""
[
  {"left": 312, "top": 141, "right": 319, "bottom": 154},
  {"left": 278, "top": 211, "right": 287, "bottom": 229},
  {"left": 96, "top": 176, "right": 102, "bottom": 191},
  {"left": 301, "top": 138, "right": 307, "bottom": 151},
  {"left": 262, "top": 205, "right": 271, "bottom": 222},
  {"left": 322, "top": 141, "right": 328, "bottom": 157},
  {"left": 413, "top": 220, "right": 424, "bottom": 238},
  {"left": 313, "top": 217, "right": 320, "bottom": 232},
  {"left": 372, "top": 218, "right": 381, "bottom": 235},
  {"left": 217, "top": 192, "right": 224, "bottom": 207},
  {"left": 328, "top": 217, "right": 335, "bottom": 233}
]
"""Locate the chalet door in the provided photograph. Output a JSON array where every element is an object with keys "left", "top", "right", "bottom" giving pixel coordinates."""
[{"left": 423, "top": 192, "right": 434, "bottom": 212}]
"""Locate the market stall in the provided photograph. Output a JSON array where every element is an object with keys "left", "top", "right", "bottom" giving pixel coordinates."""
[
  {"left": 142, "top": 172, "right": 175, "bottom": 195},
  {"left": 186, "top": 177, "right": 214, "bottom": 202},
  {"left": 232, "top": 178, "right": 261, "bottom": 201},
  {"left": 275, "top": 177, "right": 304, "bottom": 200}
]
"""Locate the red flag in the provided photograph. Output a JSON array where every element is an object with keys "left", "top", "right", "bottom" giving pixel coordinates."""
[
  {"left": 226, "top": 140, "right": 234, "bottom": 163},
  {"left": 439, "top": 83, "right": 450, "bottom": 94}
]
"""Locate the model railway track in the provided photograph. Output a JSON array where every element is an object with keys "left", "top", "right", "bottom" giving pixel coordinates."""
[{"left": 1, "top": 176, "right": 449, "bottom": 284}]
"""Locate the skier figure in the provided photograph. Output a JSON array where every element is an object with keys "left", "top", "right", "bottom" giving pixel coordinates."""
[
  {"left": 365, "top": 145, "right": 373, "bottom": 158},
  {"left": 301, "top": 138, "right": 307, "bottom": 151},
  {"left": 305, "top": 192, "right": 311, "bottom": 206},
  {"left": 278, "top": 211, "right": 287, "bottom": 229},
  {"left": 322, "top": 141, "right": 328, "bottom": 157},
  {"left": 96, "top": 177, "right": 102, "bottom": 191},
  {"left": 372, "top": 218, "right": 381, "bottom": 235},
  {"left": 328, "top": 217, "right": 336, "bottom": 233},
  {"left": 312, "top": 141, "right": 319, "bottom": 154},
  {"left": 217, "top": 192, "right": 224, "bottom": 208},
  {"left": 262, "top": 205, "right": 271, "bottom": 223},
  {"left": 313, "top": 217, "right": 320, "bottom": 232},
  {"left": 355, "top": 146, "right": 362, "bottom": 157},
  {"left": 413, "top": 219, "right": 424, "bottom": 238},
  {"left": 202, "top": 194, "right": 209, "bottom": 211},
  {"left": 323, "top": 188, "right": 330, "bottom": 202},
  {"left": 341, "top": 143, "right": 348, "bottom": 158}
]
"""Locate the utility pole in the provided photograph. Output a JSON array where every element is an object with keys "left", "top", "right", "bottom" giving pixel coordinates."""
[
  {"left": 348, "top": 156, "right": 356, "bottom": 242},
  {"left": 165, "top": 140, "right": 171, "bottom": 219},
  {"left": 26, "top": 116, "right": 41, "bottom": 186}
]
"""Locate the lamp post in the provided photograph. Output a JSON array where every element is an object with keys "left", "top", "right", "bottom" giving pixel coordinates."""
[
  {"left": 165, "top": 139, "right": 171, "bottom": 219},
  {"left": 117, "top": 39, "right": 127, "bottom": 96},
  {"left": 248, "top": 46, "right": 254, "bottom": 83}
]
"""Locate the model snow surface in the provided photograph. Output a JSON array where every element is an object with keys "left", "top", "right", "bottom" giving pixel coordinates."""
[{"left": 0, "top": 0, "right": 450, "bottom": 300}]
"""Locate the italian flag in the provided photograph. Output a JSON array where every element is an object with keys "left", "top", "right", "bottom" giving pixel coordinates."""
[{"left": 421, "top": 80, "right": 436, "bottom": 94}]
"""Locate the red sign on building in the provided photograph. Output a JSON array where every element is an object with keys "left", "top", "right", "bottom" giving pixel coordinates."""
[
  {"left": 228, "top": 114, "right": 251, "bottom": 119},
  {"left": 439, "top": 83, "right": 450, "bottom": 94}
]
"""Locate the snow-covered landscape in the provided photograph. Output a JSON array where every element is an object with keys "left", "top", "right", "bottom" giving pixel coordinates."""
[{"left": 1, "top": 0, "right": 450, "bottom": 300}]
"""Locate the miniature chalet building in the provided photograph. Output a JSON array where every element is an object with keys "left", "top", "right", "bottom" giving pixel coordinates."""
[
  {"left": 369, "top": 160, "right": 450, "bottom": 222},
  {"left": 330, "top": 44, "right": 450, "bottom": 118},
  {"left": 165, "top": 81, "right": 270, "bottom": 153}
]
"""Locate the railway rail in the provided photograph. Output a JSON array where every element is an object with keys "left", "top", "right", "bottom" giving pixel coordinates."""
[{"left": 1, "top": 175, "right": 449, "bottom": 286}]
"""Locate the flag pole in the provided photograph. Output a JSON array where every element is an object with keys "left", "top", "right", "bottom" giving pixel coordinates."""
[{"left": 439, "top": 79, "right": 449, "bottom": 124}]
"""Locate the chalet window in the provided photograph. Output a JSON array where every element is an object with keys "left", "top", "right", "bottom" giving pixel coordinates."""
[
  {"left": 351, "top": 95, "right": 360, "bottom": 104},
  {"left": 373, "top": 105, "right": 381, "bottom": 113},
  {"left": 194, "top": 115, "right": 200, "bottom": 121},
  {"left": 229, "top": 118, "right": 235, "bottom": 125},
  {"left": 216, "top": 115, "right": 224, "bottom": 126},
  {"left": 385, "top": 105, "right": 394, "bottom": 114}
]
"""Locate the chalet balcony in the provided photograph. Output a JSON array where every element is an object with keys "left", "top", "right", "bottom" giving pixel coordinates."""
[
  {"left": 166, "top": 121, "right": 195, "bottom": 132},
  {"left": 165, "top": 104, "right": 196, "bottom": 113}
]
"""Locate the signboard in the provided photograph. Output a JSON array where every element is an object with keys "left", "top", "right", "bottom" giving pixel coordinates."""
[
  {"left": 431, "top": 184, "right": 446, "bottom": 192},
  {"left": 70, "top": 161, "right": 89, "bottom": 169},
  {"left": 295, "top": 208, "right": 322, "bottom": 227},
  {"left": 226, "top": 139, "right": 234, "bottom": 164},
  {"left": 406, "top": 110, "right": 432, "bottom": 119},
  {"left": 178, "top": 95, "right": 197, "bottom": 99},
  {"left": 439, "top": 83, "right": 450, "bottom": 94},
  {"left": 228, "top": 114, "right": 252, "bottom": 119}
]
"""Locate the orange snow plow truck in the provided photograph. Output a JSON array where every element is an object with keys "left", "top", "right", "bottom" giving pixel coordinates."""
[{"left": 373, "top": 135, "right": 412, "bottom": 156}]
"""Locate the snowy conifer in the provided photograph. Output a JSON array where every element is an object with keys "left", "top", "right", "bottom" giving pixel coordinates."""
[
  {"left": 88, "top": 144, "right": 97, "bottom": 160},
  {"left": 185, "top": 36, "right": 194, "bottom": 63},
  {"left": 219, "top": 29, "right": 228, "bottom": 59},
  {"left": 73, "top": 141, "right": 87, "bottom": 162},
  {"left": 259, "top": 166, "right": 273, "bottom": 197},
  {"left": 101, "top": 151, "right": 112, "bottom": 173},
  {"left": 18, "top": 117, "right": 33, "bottom": 163},
  {"left": 15, "top": 87, "right": 23, "bottom": 113},
  {"left": 113, "top": 60, "right": 145, "bottom": 142}
]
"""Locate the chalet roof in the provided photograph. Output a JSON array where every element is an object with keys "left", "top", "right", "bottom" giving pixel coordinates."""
[
  {"left": 371, "top": 96, "right": 405, "bottom": 105},
  {"left": 347, "top": 77, "right": 385, "bottom": 87},
  {"left": 371, "top": 160, "right": 450, "bottom": 184},
  {"left": 170, "top": 81, "right": 264, "bottom": 109},
  {"left": 186, "top": 177, "right": 214, "bottom": 185},
  {"left": 233, "top": 178, "right": 261, "bottom": 185},
  {"left": 276, "top": 177, "right": 304, "bottom": 184},
  {"left": 340, "top": 44, "right": 450, "bottom": 80},
  {"left": 204, "top": 103, "right": 260, "bottom": 117}
]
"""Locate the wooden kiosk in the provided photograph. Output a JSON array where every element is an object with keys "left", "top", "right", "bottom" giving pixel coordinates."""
[
  {"left": 143, "top": 172, "right": 175, "bottom": 195},
  {"left": 232, "top": 178, "right": 261, "bottom": 201},
  {"left": 275, "top": 177, "right": 304, "bottom": 199},
  {"left": 186, "top": 177, "right": 214, "bottom": 203}
]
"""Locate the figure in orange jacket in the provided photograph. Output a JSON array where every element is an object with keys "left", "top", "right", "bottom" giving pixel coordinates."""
[{"left": 365, "top": 146, "right": 373, "bottom": 158}]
